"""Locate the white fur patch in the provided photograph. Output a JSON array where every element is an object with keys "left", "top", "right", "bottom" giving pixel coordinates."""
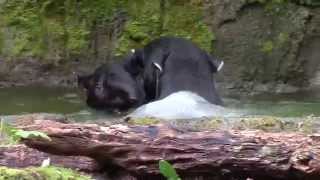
[
  {"left": 153, "top": 62, "right": 163, "bottom": 73},
  {"left": 217, "top": 61, "right": 224, "bottom": 72}
]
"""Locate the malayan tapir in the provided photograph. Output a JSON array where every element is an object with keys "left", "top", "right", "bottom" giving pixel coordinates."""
[
  {"left": 77, "top": 53, "right": 146, "bottom": 111},
  {"left": 78, "top": 36, "right": 223, "bottom": 112}
]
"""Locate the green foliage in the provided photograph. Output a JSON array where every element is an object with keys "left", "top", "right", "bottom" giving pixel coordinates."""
[
  {"left": 0, "top": 119, "right": 17, "bottom": 145},
  {"left": 159, "top": 160, "right": 181, "bottom": 180},
  {"left": 0, "top": 166, "right": 92, "bottom": 180},
  {"left": 260, "top": 32, "right": 289, "bottom": 54},
  {"left": 261, "top": 40, "right": 274, "bottom": 53},
  {"left": 65, "top": 22, "right": 90, "bottom": 55},
  {"left": 237, "top": 116, "right": 284, "bottom": 132},
  {"left": 0, "top": 119, "right": 50, "bottom": 145},
  {"left": 294, "top": 0, "right": 320, "bottom": 6},
  {"left": 12, "top": 129, "right": 51, "bottom": 141},
  {"left": 127, "top": 117, "right": 161, "bottom": 125},
  {"left": 0, "top": 0, "right": 318, "bottom": 61},
  {"left": 277, "top": 32, "right": 289, "bottom": 44},
  {"left": 0, "top": 0, "right": 128, "bottom": 60},
  {"left": 116, "top": 0, "right": 214, "bottom": 55},
  {"left": 246, "top": 0, "right": 320, "bottom": 6}
]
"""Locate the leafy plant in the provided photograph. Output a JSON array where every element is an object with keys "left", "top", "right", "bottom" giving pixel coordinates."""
[
  {"left": 12, "top": 129, "right": 51, "bottom": 142},
  {"left": 159, "top": 160, "right": 181, "bottom": 180},
  {"left": 0, "top": 119, "right": 50, "bottom": 145},
  {"left": 0, "top": 166, "right": 92, "bottom": 180}
]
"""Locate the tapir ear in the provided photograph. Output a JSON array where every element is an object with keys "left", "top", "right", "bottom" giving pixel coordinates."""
[
  {"left": 208, "top": 55, "right": 224, "bottom": 73},
  {"left": 123, "top": 49, "right": 145, "bottom": 76}
]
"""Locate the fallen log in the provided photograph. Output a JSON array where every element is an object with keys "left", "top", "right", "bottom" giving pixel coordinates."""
[
  {"left": 18, "top": 119, "right": 320, "bottom": 180},
  {"left": 0, "top": 145, "right": 100, "bottom": 172}
]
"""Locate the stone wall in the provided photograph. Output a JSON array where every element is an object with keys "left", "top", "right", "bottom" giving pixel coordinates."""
[{"left": 206, "top": 0, "right": 320, "bottom": 94}]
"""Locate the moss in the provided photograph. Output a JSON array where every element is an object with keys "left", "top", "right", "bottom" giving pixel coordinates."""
[
  {"left": 0, "top": 166, "right": 92, "bottom": 180},
  {"left": 297, "top": 116, "right": 317, "bottom": 134},
  {"left": 260, "top": 32, "right": 289, "bottom": 54},
  {"left": 236, "top": 116, "right": 284, "bottom": 132},
  {"left": 115, "top": 0, "right": 214, "bottom": 55},
  {"left": 127, "top": 117, "right": 161, "bottom": 125},
  {"left": 0, "top": 30, "right": 3, "bottom": 55},
  {"left": 294, "top": 0, "right": 320, "bottom": 6},
  {"left": 1, "top": 0, "right": 317, "bottom": 62},
  {"left": 0, "top": 0, "right": 127, "bottom": 61},
  {"left": 260, "top": 40, "right": 274, "bottom": 53},
  {"left": 191, "top": 118, "right": 224, "bottom": 130},
  {"left": 65, "top": 22, "right": 90, "bottom": 56},
  {"left": 277, "top": 32, "right": 289, "bottom": 44},
  {"left": 246, "top": 0, "right": 320, "bottom": 6}
]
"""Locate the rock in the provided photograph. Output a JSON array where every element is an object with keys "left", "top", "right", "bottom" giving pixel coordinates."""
[
  {"left": 275, "top": 83, "right": 299, "bottom": 93},
  {"left": 208, "top": 0, "right": 320, "bottom": 92}
]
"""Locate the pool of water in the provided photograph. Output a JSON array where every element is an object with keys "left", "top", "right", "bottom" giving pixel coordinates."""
[
  {"left": 0, "top": 86, "right": 87, "bottom": 115},
  {"left": 0, "top": 86, "right": 320, "bottom": 119},
  {"left": 225, "top": 91, "right": 320, "bottom": 117}
]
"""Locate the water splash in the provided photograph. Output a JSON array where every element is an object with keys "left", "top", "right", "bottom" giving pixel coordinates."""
[{"left": 128, "top": 91, "right": 247, "bottom": 120}]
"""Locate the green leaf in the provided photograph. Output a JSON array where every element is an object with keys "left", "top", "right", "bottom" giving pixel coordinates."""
[
  {"left": 14, "top": 129, "right": 51, "bottom": 141},
  {"left": 159, "top": 160, "right": 181, "bottom": 180}
]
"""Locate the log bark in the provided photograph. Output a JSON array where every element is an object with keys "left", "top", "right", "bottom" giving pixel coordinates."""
[
  {"left": 0, "top": 145, "right": 100, "bottom": 173},
  {"left": 17, "top": 120, "right": 320, "bottom": 180}
]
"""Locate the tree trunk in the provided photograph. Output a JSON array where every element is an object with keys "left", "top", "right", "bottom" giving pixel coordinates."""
[{"left": 17, "top": 120, "right": 320, "bottom": 180}]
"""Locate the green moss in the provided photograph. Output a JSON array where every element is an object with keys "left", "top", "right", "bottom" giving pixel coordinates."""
[
  {"left": 0, "top": 0, "right": 318, "bottom": 62},
  {"left": 0, "top": 0, "right": 127, "bottom": 61},
  {"left": 298, "top": 116, "right": 317, "bottom": 134},
  {"left": 237, "top": 116, "right": 284, "bottom": 132},
  {"left": 0, "top": 0, "right": 213, "bottom": 60},
  {"left": 246, "top": 0, "right": 320, "bottom": 6},
  {"left": 0, "top": 166, "right": 92, "bottom": 180},
  {"left": 260, "top": 32, "right": 289, "bottom": 54},
  {"left": 261, "top": 40, "right": 274, "bottom": 53},
  {"left": 192, "top": 118, "right": 224, "bottom": 130},
  {"left": 128, "top": 117, "right": 161, "bottom": 125},
  {"left": 66, "top": 22, "right": 90, "bottom": 55},
  {"left": 277, "top": 32, "right": 289, "bottom": 44},
  {"left": 294, "top": 0, "right": 320, "bottom": 6},
  {"left": 116, "top": 0, "right": 214, "bottom": 56},
  {"left": 0, "top": 31, "right": 3, "bottom": 55}
]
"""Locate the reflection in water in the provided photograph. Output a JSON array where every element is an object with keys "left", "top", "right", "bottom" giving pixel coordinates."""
[
  {"left": 0, "top": 86, "right": 87, "bottom": 115},
  {"left": 1, "top": 86, "right": 320, "bottom": 120}
]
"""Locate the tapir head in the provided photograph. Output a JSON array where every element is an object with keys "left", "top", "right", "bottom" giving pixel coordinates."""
[{"left": 77, "top": 59, "right": 145, "bottom": 112}]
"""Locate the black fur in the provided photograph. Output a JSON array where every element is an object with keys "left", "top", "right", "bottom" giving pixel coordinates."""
[
  {"left": 131, "top": 37, "right": 223, "bottom": 105},
  {"left": 78, "top": 57, "right": 145, "bottom": 111},
  {"left": 78, "top": 36, "right": 223, "bottom": 112}
]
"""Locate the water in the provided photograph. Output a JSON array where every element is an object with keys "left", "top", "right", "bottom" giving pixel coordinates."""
[
  {"left": 0, "top": 86, "right": 87, "bottom": 115},
  {"left": 1, "top": 86, "right": 320, "bottom": 119},
  {"left": 225, "top": 91, "right": 320, "bottom": 117},
  {"left": 129, "top": 91, "right": 244, "bottom": 120}
]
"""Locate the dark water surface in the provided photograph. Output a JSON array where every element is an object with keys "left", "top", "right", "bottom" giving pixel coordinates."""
[
  {"left": 1, "top": 86, "right": 320, "bottom": 119},
  {"left": 0, "top": 86, "right": 87, "bottom": 115}
]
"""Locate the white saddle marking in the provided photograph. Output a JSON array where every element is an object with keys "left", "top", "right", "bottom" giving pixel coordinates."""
[
  {"left": 217, "top": 61, "right": 224, "bottom": 72},
  {"left": 152, "top": 62, "right": 163, "bottom": 73}
]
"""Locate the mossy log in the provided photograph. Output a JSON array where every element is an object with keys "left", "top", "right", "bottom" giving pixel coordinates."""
[
  {"left": 0, "top": 145, "right": 100, "bottom": 173},
  {"left": 17, "top": 120, "right": 320, "bottom": 180},
  {"left": 0, "top": 166, "right": 92, "bottom": 180}
]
